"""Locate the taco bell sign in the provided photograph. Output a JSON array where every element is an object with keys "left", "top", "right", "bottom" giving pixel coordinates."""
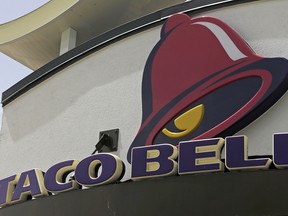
[{"left": 1, "top": 133, "right": 288, "bottom": 207}]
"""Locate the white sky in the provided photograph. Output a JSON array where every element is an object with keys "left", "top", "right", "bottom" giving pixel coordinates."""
[{"left": 0, "top": 0, "right": 49, "bottom": 127}]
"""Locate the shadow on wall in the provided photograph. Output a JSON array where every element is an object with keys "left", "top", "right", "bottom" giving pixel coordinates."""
[{"left": 2, "top": 30, "right": 158, "bottom": 142}]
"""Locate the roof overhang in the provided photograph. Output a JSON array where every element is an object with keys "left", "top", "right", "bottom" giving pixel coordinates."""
[{"left": 0, "top": 0, "right": 183, "bottom": 71}]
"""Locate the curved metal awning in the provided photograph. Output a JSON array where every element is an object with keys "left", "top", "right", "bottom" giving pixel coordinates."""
[{"left": 0, "top": 0, "right": 183, "bottom": 70}]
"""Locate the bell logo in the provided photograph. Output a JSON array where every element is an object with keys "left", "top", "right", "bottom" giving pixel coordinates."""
[{"left": 127, "top": 13, "right": 288, "bottom": 162}]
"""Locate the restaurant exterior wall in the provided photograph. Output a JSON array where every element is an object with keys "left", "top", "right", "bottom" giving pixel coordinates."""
[
  {"left": 1, "top": 0, "right": 288, "bottom": 179},
  {"left": 0, "top": 27, "right": 157, "bottom": 179}
]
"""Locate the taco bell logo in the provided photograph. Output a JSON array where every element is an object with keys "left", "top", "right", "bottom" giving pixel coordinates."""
[{"left": 127, "top": 13, "right": 288, "bottom": 162}]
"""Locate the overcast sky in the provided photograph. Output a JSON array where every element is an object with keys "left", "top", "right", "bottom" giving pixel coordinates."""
[{"left": 0, "top": 0, "right": 49, "bottom": 127}]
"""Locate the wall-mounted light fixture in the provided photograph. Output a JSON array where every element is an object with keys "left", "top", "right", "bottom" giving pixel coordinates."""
[{"left": 91, "top": 129, "right": 119, "bottom": 154}]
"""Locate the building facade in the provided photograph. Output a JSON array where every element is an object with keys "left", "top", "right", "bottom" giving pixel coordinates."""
[{"left": 1, "top": 0, "right": 288, "bottom": 215}]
